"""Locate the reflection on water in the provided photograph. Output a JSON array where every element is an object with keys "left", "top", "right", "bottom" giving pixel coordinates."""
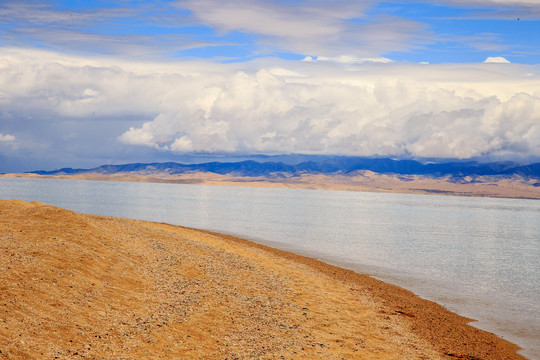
[{"left": 1, "top": 177, "right": 539, "bottom": 359}]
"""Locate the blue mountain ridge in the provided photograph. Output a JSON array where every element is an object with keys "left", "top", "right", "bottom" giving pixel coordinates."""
[{"left": 29, "top": 157, "right": 540, "bottom": 179}]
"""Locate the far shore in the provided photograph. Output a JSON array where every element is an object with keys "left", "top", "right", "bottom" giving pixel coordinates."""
[
  {"left": 0, "top": 199, "right": 526, "bottom": 359},
  {"left": 2, "top": 171, "right": 540, "bottom": 199}
]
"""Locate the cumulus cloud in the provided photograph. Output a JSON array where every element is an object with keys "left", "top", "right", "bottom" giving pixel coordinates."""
[
  {"left": 485, "top": 56, "right": 511, "bottom": 63},
  {"left": 114, "top": 54, "right": 540, "bottom": 160},
  {"left": 2, "top": 47, "right": 540, "bottom": 165}
]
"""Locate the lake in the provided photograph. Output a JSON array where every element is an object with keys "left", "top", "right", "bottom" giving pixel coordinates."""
[{"left": 1, "top": 177, "right": 539, "bottom": 359}]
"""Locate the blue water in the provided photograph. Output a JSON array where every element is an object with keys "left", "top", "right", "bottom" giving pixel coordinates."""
[{"left": 1, "top": 177, "right": 539, "bottom": 358}]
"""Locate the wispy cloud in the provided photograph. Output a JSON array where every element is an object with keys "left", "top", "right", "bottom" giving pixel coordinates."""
[
  {"left": 0, "top": 0, "right": 206, "bottom": 58},
  {"left": 0, "top": 0, "right": 537, "bottom": 63},
  {"left": 427, "top": 0, "right": 540, "bottom": 19},
  {"left": 436, "top": 0, "right": 540, "bottom": 8},
  {"left": 175, "top": 0, "right": 430, "bottom": 58},
  {"left": 5, "top": 27, "right": 212, "bottom": 58},
  {"left": 0, "top": 1, "right": 134, "bottom": 29}
]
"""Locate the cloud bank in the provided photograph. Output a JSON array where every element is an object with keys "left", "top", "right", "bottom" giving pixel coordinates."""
[
  {"left": 2, "top": 48, "right": 539, "bottom": 169},
  {"left": 118, "top": 64, "right": 540, "bottom": 159}
]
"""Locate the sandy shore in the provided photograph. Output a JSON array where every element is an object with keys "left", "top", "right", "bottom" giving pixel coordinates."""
[
  {"left": 0, "top": 199, "right": 525, "bottom": 359},
  {"left": 3, "top": 171, "right": 540, "bottom": 199}
]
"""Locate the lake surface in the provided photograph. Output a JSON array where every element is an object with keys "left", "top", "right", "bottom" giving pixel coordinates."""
[{"left": 1, "top": 177, "right": 539, "bottom": 359}]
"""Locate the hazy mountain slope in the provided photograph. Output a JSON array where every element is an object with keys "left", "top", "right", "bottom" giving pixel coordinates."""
[{"left": 29, "top": 157, "right": 540, "bottom": 179}]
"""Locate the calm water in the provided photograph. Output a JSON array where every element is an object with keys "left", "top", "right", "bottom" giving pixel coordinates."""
[{"left": 1, "top": 177, "right": 539, "bottom": 359}]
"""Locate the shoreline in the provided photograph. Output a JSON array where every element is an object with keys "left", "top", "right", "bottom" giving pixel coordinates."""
[
  {"left": 0, "top": 199, "right": 526, "bottom": 359},
  {"left": 202, "top": 229, "right": 527, "bottom": 359},
  {"left": 2, "top": 172, "right": 540, "bottom": 200}
]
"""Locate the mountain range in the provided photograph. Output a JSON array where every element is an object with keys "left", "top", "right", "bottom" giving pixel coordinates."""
[{"left": 30, "top": 157, "right": 540, "bottom": 179}]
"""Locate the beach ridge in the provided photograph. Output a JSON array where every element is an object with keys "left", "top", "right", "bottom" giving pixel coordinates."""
[{"left": 0, "top": 199, "right": 524, "bottom": 359}]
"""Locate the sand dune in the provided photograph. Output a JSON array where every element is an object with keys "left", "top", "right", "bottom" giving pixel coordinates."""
[{"left": 0, "top": 200, "right": 524, "bottom": 359}]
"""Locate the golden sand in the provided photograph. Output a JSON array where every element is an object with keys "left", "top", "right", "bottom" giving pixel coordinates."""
[{"left": 0, "top": 200, "right": 524, "bottom": 359}]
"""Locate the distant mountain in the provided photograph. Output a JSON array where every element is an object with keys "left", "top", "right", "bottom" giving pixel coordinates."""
[{"left": 29, "top": 157, "right": 540, "bottom": 179}]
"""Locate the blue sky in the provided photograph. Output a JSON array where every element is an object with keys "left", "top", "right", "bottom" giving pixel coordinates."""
[
  {"left": 1, "top": 0, "right": 538, "bottom": 63},
  {"left": 0, "top": 0, "right": 539, "bottom": 172}
]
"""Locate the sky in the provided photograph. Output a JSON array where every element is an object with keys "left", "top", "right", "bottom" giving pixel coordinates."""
[{"left": 0, "top": 0, "right": 540, "bottom": 172}]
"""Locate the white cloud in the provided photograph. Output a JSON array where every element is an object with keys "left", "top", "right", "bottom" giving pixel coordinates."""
[
  {"left": 314, "top": 56, "right": 394, "bottom": 64},
  {"left": 176, "top": 0, "right": 373, "bottom": 38},
  {"left": 175, "top": 0, "right": 429, "bottom": 58},
  {"left": 0, "top": 133, "right": 15, "bottom": 142},
  {"left": 485, "top": 56, "right": 511, "bottom": 63},
  {"left": 119, "top": 124, "right": 159, "bottom": 149},
  {"left": 2, "top": 47, "right": 540, "bottom": 163},
  {"left": 0, "top": 1, "right": 211, "bottom": 59},
  {"left": 431, "top": 0, "right": 540, "bottom": 19},
  {"left": 439, "top": 0, "right": 540, "bottom": 6},
  {"left": 0, "top": 2, "right": 97, "bottom": 25}
]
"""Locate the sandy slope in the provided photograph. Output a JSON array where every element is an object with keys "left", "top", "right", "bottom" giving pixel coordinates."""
[{"left": 0, "top": 200, "right": 524, "bottom": 359}]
